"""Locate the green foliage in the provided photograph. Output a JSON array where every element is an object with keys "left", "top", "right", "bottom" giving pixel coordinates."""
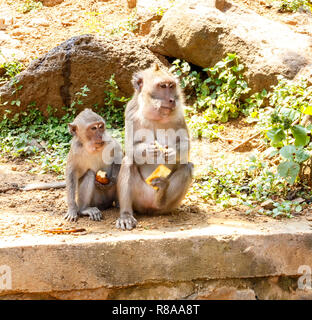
[
  {"left": 242, "top": 89, "right": 268, "bottom": 121},
  {"left": 255, "top": 77, "right": 312, "bottom": 185},
  {"left": 194, "top": 155, "right": 304, "bottom": 217},
  {"left": 272, "top": 0, "right": 312, "bottom": 12},
  {"left": 0, "top": 106, "right": 75, "bottom": 176},
  {"left": 186, "top": 114, "right": 225, "bottom": 140},
  {"left": 189, "top": 62, "right": 312, "bottom": 217},
  {"left": 194, "top": 155, "right": 281, "bottom": 206},
  {"left": 97, "top": 74, "right": 130, "bottom": 129},
  {"left": 18, "top": 0, "right": 43, "bottom": 13},
  {"left": 170, "top": 53, "right": 250, "bottom": 126},
  {"left": 0, "top": 56, "right": 24, "bottom": 84},
  {"left": 0, "top": 54, "right": 24, "bottom": 108}
]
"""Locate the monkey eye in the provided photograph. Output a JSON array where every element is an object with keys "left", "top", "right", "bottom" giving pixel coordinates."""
[
  {"left": 91, "top": 126, "right": 97, "bottom": 131},
  {"left": 159, "top": 83, "right": 167, "bottom": 89},
  {"left": 99, "top": 124, "right": 104, "bottom": 129},
  {"left": 169, "top": 83, "right": 176, "bottom": 88}
]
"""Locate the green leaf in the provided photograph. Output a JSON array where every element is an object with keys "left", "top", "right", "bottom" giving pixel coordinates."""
[
  {"left": 226, "top": 53, "right": 236, "bottom": 61},
  {"left": 291, "top": 125, "right": 310, "bottom": 146},
  {"left": 294, "top": 149, "right": 310, "bottom": 163},
  {"left": 303, "top": 105, "right": 312, "bottom": 115},
  {"left": 295, "top": 205, "right": 302, "bottom": 213},
  {"left": 272, "top": 208, "right": 281, "bottom": 217},
  {"left": 279, "top": 145, "right": 296, "bottom": 161},
  {"left": 267, "top": 128, "right": 286, "bottom": 145},
  {"left": 261, "top": 89, "right": 267, "bottom": 97},
  {"left": 277, "top": 160, "right": 300, "bottom": 185}
]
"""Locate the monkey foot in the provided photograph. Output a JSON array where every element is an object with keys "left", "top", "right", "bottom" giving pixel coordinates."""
[
  {"left": 116, "top": 212, "right": 137, "bottom": 230},
  {"left": 80, "top": 207, "right": 103, "bottom": 221}
]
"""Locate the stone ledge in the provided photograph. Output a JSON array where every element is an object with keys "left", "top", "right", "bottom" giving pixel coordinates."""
[{"left": 0, "top": 220, "right": 312, "bottom": 299}]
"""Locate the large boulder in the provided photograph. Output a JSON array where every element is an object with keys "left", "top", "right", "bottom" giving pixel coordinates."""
[
  {"left": 147, "top": 0, "right": 312, "bottom": 93},
  {"left": 0, "top": 34, "right": 169, "bottom": 116}
]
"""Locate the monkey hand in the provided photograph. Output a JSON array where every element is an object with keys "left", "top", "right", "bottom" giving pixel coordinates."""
[
  {"left": 64, "top": 208, "right": 79, "bottom": 222},
  {"left": 116, "top": 212, "right": 137, "bottom": 230},
  {"left": 164, "top": 147, "right": 177, "bottom": 163},
  {"left": 95, "top": 178, "right": 116, "bottom": 190},
  {"left": 147, "top": 142, "right": 161, "bottom": 158},
  {"left": 150, "top": 177, "right": 169, "bottom": 191}
]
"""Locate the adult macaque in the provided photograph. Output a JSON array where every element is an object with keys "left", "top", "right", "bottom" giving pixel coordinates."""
[
  {"left": 22, "top": 109, "right": 122, "bottom": 222},
  {"left": 116, "top": 64, "right": 193, "bottom": 230}
]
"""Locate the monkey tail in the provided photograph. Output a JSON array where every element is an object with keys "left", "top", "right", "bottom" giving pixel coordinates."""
[{"left": 21, "top": 181, "right": 66, "bottom": 191}]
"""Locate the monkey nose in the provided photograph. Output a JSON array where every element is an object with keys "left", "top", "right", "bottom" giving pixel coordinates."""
[{"left": 169, "top": 99, "right": 176, "bottom": 108}]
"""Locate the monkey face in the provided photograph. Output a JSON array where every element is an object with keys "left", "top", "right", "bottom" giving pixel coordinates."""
[
  {"left": 68, "top": 109, "right": 108, "bottom": 154},
  {"left": 141, "top": 78, "right": 180, "bottom": 122},
  {"left": 132, "top": 65, "right": 183, "bottom": 123},
  {"left": 146, "top": 85, "right": 178, "bottom": 121},
  {"left": 84, "top": 121, "right": 106, "bottom": 153}
]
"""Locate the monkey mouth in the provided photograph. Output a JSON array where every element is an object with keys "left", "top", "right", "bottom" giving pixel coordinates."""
[
  {"left": 94, "top": 142, "right": 105, "bottom": 150},
  {"left": 160, "top": 106, "right": 175, "bottom": 116}
]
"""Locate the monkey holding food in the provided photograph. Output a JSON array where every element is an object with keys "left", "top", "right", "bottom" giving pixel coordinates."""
[
  {"left": 22, "top": 108, "right": 122, "bottom": 222},
  {"left": 116, "top": 64, "right": 193, "bottom": 230},
  {"left": 64, "top": 108, "right": 122, "bottom": 222}
]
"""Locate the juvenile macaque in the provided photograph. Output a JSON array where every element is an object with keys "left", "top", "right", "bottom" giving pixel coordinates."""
[
  {"left": 64, "top": 108, "right": 122, "bottom": 222},
  {"left": 116, "top": 64, "right": 193, "bottom": 230},
  {"left": 23, "top": 109, "right": 122, "bottom": 221}
]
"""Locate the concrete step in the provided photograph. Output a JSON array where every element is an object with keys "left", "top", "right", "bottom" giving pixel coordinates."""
[{"left": 1, "top": 217, "right": 312, "bottom": 299}]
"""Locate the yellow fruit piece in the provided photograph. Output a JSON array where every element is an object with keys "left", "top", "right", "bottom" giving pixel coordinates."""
[
  {"left": 145, "top": 164, "right": 171, "bottom": 189},
  {"left": 96, "top": 170, "right": 110, "bottom": 184}
]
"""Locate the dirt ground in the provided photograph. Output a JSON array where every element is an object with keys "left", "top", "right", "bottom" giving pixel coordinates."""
[
  {"left": 1, "top": 119, "right": 312, "bottom": 239},
  {"left": 0, "top": 0, "right": 311, "bottom": 67},
  {"left": 0, "top": 0, "right": 132, "bottom": 65},
  {"left": 0, "top": 0, "right": 312, "bottom": 238}
]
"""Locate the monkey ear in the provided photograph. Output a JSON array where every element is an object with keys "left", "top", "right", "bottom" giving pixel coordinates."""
[
  {"left": 132, "top": 72, "right": 144, "bottom": 92},
  {"left": 68, "top": 123, "right": 77, "bottom": 136}
]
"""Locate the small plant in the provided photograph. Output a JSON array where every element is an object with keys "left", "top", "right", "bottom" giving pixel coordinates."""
[
  {"left": 84, "top": 10, "right": 138, "bottom": 37},
  {"left": 170, "top": 54, "right": 251, "bottom": 123},
  {"left": 149, "top": 0, "right": 176, "bottom": 17},
  {"left": 18, "top": 0, "right": 43, "bottom": 13},
  {"left": 243, "top": 89, "right": 268, "bottom": 121},
  {"left": 0, "top": 57, "right": 24, "bottom": 84},
  {"left": 194, "top": 155, "right": 277, "bottom": 207},
  {"left": 105, "top": 11, "right": 138, "bottom": 36},
  {"left": 97, "top": 74, "right": 130, "bottom": 129},
  {"left": 258, "top": 200, "right": 303, "bottom": 218},
  {"left": 272, "top": 0, "right": 312, "bottom": 12},
  {"left": 256, "top": 76, "right": 312, "bottom": 185},
  {"left": 70, "top": 85, "right": 90, "bottom": 110},
  {"left": 186, "top": 114, "right": 225, "bottom": 140},
  {"left": 83, "top": 12, "right": 106, "bottom": 34},
  {"left": 0, "top": 54, "right": 24, "bottom": 107}
]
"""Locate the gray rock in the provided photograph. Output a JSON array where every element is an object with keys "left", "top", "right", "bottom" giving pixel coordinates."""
[{"left": 0, "top": 34, "right": 169, "bottom": 116}]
